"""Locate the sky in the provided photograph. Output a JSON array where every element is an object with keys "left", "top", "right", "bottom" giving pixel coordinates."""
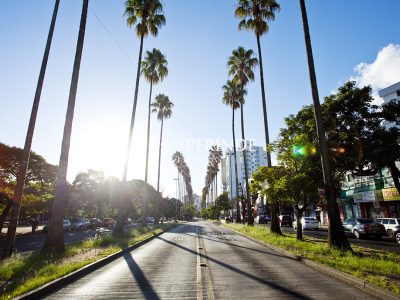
[{"left": 1, "top": 0, "right": 400, "bottom": 199}]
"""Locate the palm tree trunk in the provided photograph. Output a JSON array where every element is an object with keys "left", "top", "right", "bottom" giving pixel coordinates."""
[
  {"left": 156, "top": 118, "right": 164, "bottom": 192},
  {"left": 299, "top": 0, "right": 350, "bottom": 250},
  {"left": 144, "top": 80, "right": 153, "bottom": 183},
  {"left": 232, "top": 106, "right": 241, "bottom": 223},
  {"left": 42, "top": 0, "right": 88, "bottom": 253},
  {"left": 120, "top": 32, "right": 145, "bottom": 229},
  {"left": 155, "top": 117, "right": 163, "bottom": 225},
  {"left": 2, "top": 0, "right": 60, "bottom": 259},
  {"left": 215, "top": 172, "right": 218, "bottom": 200},
  {"left": 240, "top": 98, "right": 253, "bottom": 226},
  {"left": 256, "top": 34, "right": 272, "bottom": 168}
]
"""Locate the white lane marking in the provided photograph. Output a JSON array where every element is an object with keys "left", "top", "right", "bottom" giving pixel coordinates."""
[{"left": 196, "top": 227, "right": 203, "bottom": 300}]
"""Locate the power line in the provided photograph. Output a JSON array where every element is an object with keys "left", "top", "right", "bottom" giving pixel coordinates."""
[{"left": 88, "top": 5, "right": 135, "bottom": 65}]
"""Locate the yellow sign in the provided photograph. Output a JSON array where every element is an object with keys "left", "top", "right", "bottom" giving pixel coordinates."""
[{"left": 382, "top": 188, "right": 400, "bottom": 201}]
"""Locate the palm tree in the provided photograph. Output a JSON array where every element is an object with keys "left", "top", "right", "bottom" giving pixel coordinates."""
[
  {"left": 235, "top": 0, "right": 280, "bottom": 168},
  {"left": 222, "top": 80, "right": 243, "bottom": 223},
  {"left": 152, "top": 94, "right": 173, "bottom": 192},
  {"left": 228, "top": 46, "right": 258, "bottom": 226},
  {"left": 141, "top": 49, "right": 168, "bottom": 183},
  {"left": 2, "top": 0, "right": 60, "bottom": 259},
  {"left": 42, "top": 0, "right": 89, "bottom": 253},
  {"left": 118, "top": 0, "right": 165, "bottom": 231},
  {"left": 299, "top": 0, "right": 350, "bottom": 250}
]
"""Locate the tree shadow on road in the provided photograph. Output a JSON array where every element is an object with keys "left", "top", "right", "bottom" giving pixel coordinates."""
[
  {"left": 157, "top": 235, "right": 313, "bottom": 300},
  {"left": 123, "top": 252, "right": 160, "bottom": 300}
]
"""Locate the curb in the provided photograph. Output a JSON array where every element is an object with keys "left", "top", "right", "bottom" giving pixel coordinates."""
[
  {"left": 15, "top": 224, "right": 178, "bottom": 300},
  {"left": 222, "top": 225, "right": 400, "bottom": 300}
]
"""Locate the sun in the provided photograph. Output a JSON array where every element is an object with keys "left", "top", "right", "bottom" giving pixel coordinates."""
[{"left": 68, "top": 117, "right": 147, "bottom": 181}]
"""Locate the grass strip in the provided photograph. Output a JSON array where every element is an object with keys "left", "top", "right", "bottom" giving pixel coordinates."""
[
  {"left": 0, "top": 223, "right": 175, "bottom": 299},
  {"left": 223, "top": 223, "right": 400, "bottom": 295}
]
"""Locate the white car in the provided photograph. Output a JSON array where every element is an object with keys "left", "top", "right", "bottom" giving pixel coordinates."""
[{"left": 293, "top": 217, "right": 320, "bottom": 230}]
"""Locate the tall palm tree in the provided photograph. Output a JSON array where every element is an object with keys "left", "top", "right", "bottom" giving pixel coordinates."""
[
  {"left": 2, "top": 0, "right": 60, "bottom": 259},
  {"left": 235, "top": 0, "right": 280, "bottom": 168},
  {"left": 299, "top": 0, "right": 350, "bottom": 250},
  {"left": 118, "top": 0, "right": 165, "bottom": 231},
  {"left": 222, "top": 80, "right": 243, "bottom": 223},
  {"left": 42, "top": 0, "right": 89, "bottom": 253},
  {"left": 228, "top": 46, "right": 258, "bottom": 226},
  {"left": 141, "top": 49, "right": 168, "bottom": 183},
  {"left": 152, "top": 94, "right": 173, "bottom": 192}
]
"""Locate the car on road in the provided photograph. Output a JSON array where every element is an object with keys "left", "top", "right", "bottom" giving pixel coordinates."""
[
  {"left": 146, "top": 217, "right": 155, "bottom": 224},
  {"left": 89, "top": 218, "right": 102, "bottom": 229},
  {"left": 124, "top": 217, "right": 132, "bottom": 225},
  {"left": 43, "top": 219, "right": 72, "bottom": 233},
  {"left": 255, "top": 215, "right": 269, "bottom": 224},
  {"left": 375, "top": 218, "right": 400, "bottom": 238},
  {"left": 70, "top": 218, "right": 90, "bottom": 230},
  {"left": 293, "top": 217, "right": 320, "bottom": 230},
  {"left": 342, "top": 218, "right": 386, "bottom": 239},
  {"left": 279, "top": 215, "right": 293, "bottom": 227},
  {"left": 102, "top": 218, "right": 116, "bottom": 228}
]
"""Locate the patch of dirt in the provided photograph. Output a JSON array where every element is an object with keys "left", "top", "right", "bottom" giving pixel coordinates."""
[{"left": 60, "top": 249, "right": 99, "bottom": 265}]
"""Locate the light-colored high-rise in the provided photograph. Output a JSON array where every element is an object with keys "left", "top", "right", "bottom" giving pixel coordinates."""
[{"left": 223, "top": 140, "right": 267, "bottom": 199}]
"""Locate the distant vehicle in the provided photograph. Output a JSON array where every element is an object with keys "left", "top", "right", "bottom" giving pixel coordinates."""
[
  {"left": 375, "top": 218, "right": 400, "bottom": 238},
  {"left": 342, "top": 218, "right": 386, "bottom": 239},
  {"left": 89, "top": 218, "right": 102, "bottom": 229},
  {"left": 43, "top": 219, "right": 72, "bottom": 233},
  {"left": 102, "top": 218, "right": 116, "bottom": 228},
  {"left": 70, "top": 218, "right": 90, "bottom": 230},
  {"left": 293, "top": 217, "right": 319, "bottom": 230},
  {"left": 123, "top": 217, "right": 132, "bottom": 225},
  {"left": 279, "top": 215, "right": 293, "bottom": 227},
  {"left": 146, "top": 217, "right": 155, "bottom": 224},
  {"left": 255, "top": 215, "right": 269, "bottom": 224}
]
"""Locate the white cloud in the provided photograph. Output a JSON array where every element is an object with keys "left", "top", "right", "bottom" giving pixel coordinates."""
[{"left": 350, "top": 44, "right": 400, "bottom": 104}]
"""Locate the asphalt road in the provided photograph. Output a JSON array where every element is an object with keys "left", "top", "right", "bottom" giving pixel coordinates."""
[
  {"left": 278, "top": 225, "right": 400, "bottom": 254},
  {"left": 44, "top": 221, "right": 376, "bottom": 299}
]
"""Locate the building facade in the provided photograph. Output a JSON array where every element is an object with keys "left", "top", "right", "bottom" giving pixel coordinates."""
[
  {"left": 224, "top": 140, "right": 267, "bottom": 200},
  {"left": 340, "top": 82, "right": 400, "bottom": 219}
]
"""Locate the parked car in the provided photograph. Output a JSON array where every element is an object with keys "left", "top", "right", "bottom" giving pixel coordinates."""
[
  {"left": 70, "top": 218, "right": 90, "bottom": 230},
  {"left": 279, "top": 215, "right": 293, "bottom": 227},
  {"left": 255, "top": 215, "right": 269, "bottom": 224},
  {"left": 102, "top": 218, "right": 116, "bottom": 228},
  {"left": 375, "top": 218, "right": 400, "bottom": 238},
  {"left": 146, "top": 217, "right": 155, "bottom": 224},
  {"left": 124, "top": 217, "right": 132, "bottom": 225},
  {"left": 89, "top": 218, "right": 102, "bottom": 229},
  {"left": 43, "top": 219, "right": 72, "bottom": 233},
  {"left": 396, "top": 232, "right": 400, "bottom": 245},
  {"left": 342, "top": 218, "right": 386, "bottom": 239},
  {"left": 293, "top": 217, "right": 320, "bottom": 230}
]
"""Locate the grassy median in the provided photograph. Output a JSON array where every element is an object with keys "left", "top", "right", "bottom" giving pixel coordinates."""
[
  {"left": 0, "top": 223, "right": 175, "bottom": 299},
  {"left": 223, "top": 223, "right": 400, "bottom": 295}
]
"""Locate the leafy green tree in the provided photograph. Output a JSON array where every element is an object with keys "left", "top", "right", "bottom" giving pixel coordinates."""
[
  {"left": 222, "top": 80, "right": 242, "bottom": 222},
  {"left": 215, "top": 192, "right": 231, "bottom": 213},
  {"left": 235, "top": 0, "right": 280, "bottom": 167},
  {"left": 42, "top": 0, "right": 89, "bottom": 254},
  {"left": 1, "top": 143, "right": 56, "bottom": 250},
  {"left": 228, "top": 46, "right": 258, "bottom": 226},
  {"left": 141, "top": 49, "right": 168, "bottom": 183}
]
